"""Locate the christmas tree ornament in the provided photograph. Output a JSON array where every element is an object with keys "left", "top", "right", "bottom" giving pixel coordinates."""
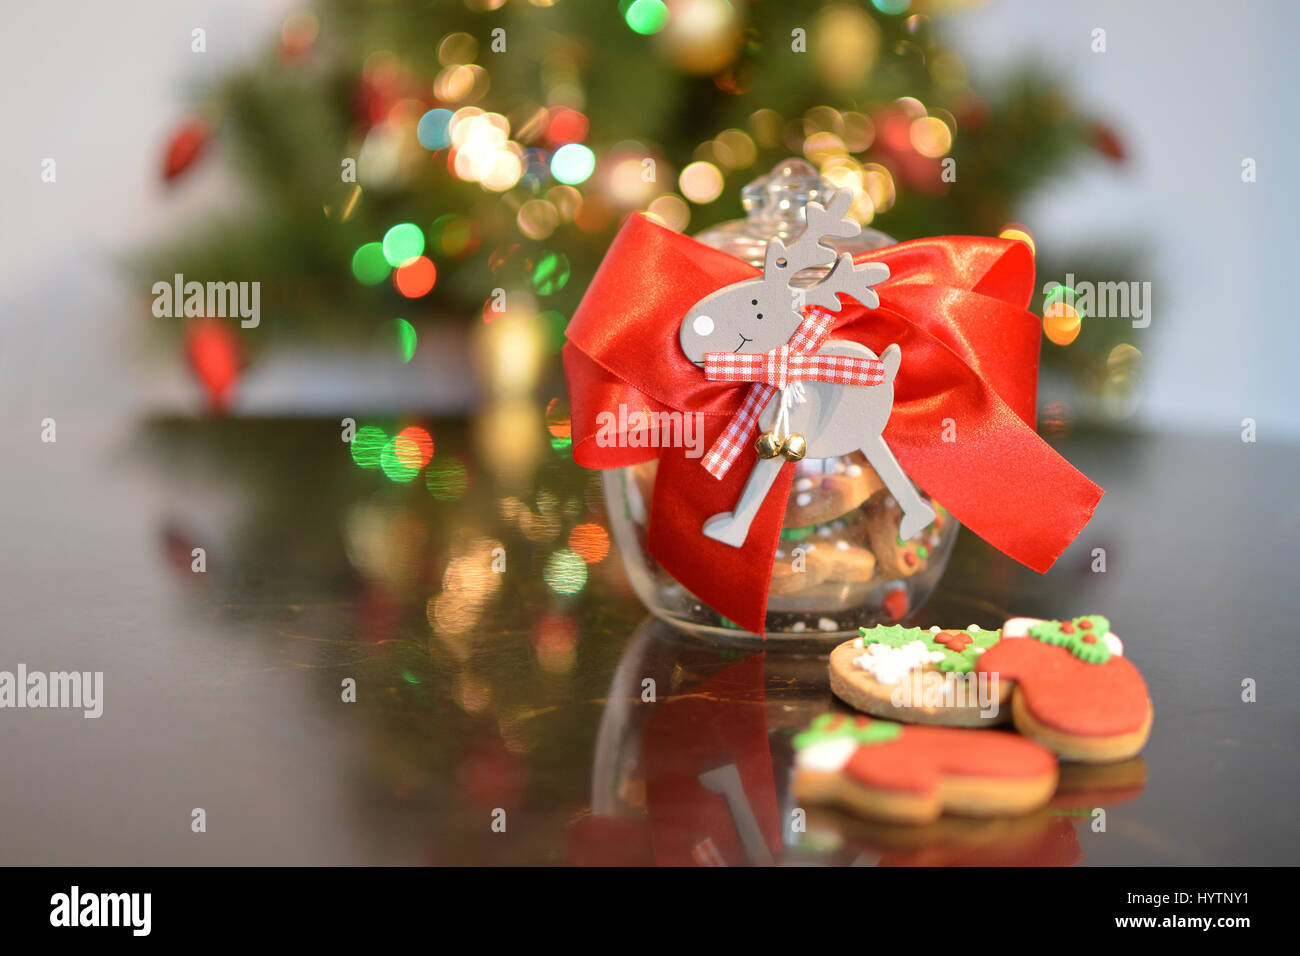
[
  {"left": 565, "top": 159, "right": 1104, "bottom": 638},
  {"left": 161, "top": 118, "right": 210, "bottom": 183},
  {"left": 184, "top": 317, "right": 242, "bottom": 413}
]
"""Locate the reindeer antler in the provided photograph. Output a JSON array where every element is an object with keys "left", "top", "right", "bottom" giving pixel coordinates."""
[
  {"left": 763, "top": 190, "right": 859, "bottom": 278},
  {"left": 764, "top": 189, "right": 890, "bottom": 311},
  {"left": 804, "top": 256, "right": 890, "bottom": 311}
]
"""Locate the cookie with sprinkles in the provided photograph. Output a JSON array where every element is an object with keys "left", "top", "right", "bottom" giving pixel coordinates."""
[
  {"left": 829, "top": 624, "right": 1011, "bottom": 726},
  {"left": 975, "top": 615, "right": 1153, "bottom": 763},
  {"left": 792, "top": 713, "right": 1058, "bottom": 825},
  {"left": 862, "top": 491, "right": 946, "bottom": 577}
]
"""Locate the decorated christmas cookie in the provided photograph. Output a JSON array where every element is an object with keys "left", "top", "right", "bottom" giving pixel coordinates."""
[
  {"left": 829, "top": 624, "right": 1010, "bottom": 726},
  {"left": 974, "top": 615, "right": 1152, "bottom": 763},
  {"left": 782, "top": 457, "right": 883, "bottom": 529},
  {"left": 792, "top": 713, "right": 1058, "bottom": 825},
  {"left": 862, "top": 492, "right": 947, "bottom": 578}
]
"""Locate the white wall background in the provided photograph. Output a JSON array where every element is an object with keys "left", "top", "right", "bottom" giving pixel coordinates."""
[
  {"left": 948, "top": 0, "right": 1300, "bottom": 440},
  {"left": 2, "top": 0, "right": 1297, "bottom": 439}
]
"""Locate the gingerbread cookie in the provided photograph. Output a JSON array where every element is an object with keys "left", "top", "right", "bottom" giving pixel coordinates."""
[
  {"left": 792, "top": 714, "right": 1058, "bottom": 825},
  {"left": 862, "top": 493, "right": 946, "bottom": 577},
  {"left": 974, "top": 615, "right": 1152, "bottom": 764},
  {"left": 782, "top": 458, "right": 882, "bottom": 529},
  {"left": 768, "top": 539, "right": 877, "bottom": 597},
  {"left": 829, "top": 625, "right": 1010, "bottom": 726}
]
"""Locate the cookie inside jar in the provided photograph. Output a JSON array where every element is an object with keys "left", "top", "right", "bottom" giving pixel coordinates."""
[
  {"left": 764, "top": 451, "right": 956, "bottom": 633},
  {"left": 603, "top": 452, "right": 958, "bottom": 641}
]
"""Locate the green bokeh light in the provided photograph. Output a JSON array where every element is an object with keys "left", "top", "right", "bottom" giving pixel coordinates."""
[
  {"left": 350, "top": 425, "right": 388, "bottom": 468},
  {"left": 351, "top": 242, "right": 391, "bottom": 285},
  {"left": 531, "top": 251, "right": 570, "bottom": 295},
  {"left": 390, "top": 318, "right": 418, "bottom": 363},
  {"left": 426, "top": 457, "right": 469, "bottom": 500},
  {"left": 625, "top": 0, "right": 669, "bottom": 35},
  {"left": 382, "top": 222, "right": 425, "bottom": 267},
  {"left": 543, "top": 549, "right": 588, "bottom": 595},
  {"left": 380, "top": 437, "right": 420, "bottom": 482},
  {"left": 872, "top": 0, "right": 911, "bottom": 14},
  {"left": 550, "top": 143, "right": 595, "bottom": 185}
]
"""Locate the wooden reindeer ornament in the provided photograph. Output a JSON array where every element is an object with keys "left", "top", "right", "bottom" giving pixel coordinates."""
[{"left": 678, "top": 190, "right": 936, "bottom": 548}]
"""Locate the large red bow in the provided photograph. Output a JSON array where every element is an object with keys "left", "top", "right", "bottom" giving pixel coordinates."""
[{"left": 563, "top": 213, "right": 1103, "bottom": 634}]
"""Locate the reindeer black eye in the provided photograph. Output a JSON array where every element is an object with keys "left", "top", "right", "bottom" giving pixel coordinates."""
[
  {"left": 756, "top": 313, "right": 763, "bottom": 319},
  {"left": 751, "top": 299, "right": 758, "bottom": 305}
]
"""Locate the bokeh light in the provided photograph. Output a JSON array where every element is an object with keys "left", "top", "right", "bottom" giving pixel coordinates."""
[
  {"left": 427, "top": 457, "right": 470, "bottom": 500},
  {"left": 679, "top": 161, "right": 724, "bottom": 203},
  {"left": 909, "top": 115, "right": 953, "bottom": 157},
  {"left": 999, "top": 224, "right": 1036, "bottom": 257},
  {"left": 350, "top": 425, "right": 388, "bottom": 468},
  {"left": 568, "top": 523, "right": 610, "bottom": 564},
  {"left": 394, "top": 256, "right": 437, "bottom": 297},
  {"left": 380, "top": 437, "right": 421, "bottom": 482},
  {"left": 551, "top": 143, "right": 596, "bottom": 185},
  {"left": 1043, "top": 300, "right": 1082, "bottom": 346},
  {"left": 530, "top": 251, "right": 570, "bottom": 295},
  {"left": 388, "top": 318, "right": 418, "bottom": 362},
  {"left": 430, "top": 214, "right": 478, "bottom": 257},
  {"left": 545, "top": 397, "right": 572, "bottom": 450},
  {"left": 517, "top": 199, "right": 559, "bottom": 240},
  {"left": 382, "top": 222, "right": 425, "bottom": 267},
  {"left": 543, "top": 549, "right": 588, "bottom": 595},
  {"left": 646, "top": 194, "right": 690, "bottom": 231},
  {"left": 625, "top": 0, "right": 669, "bottom": 35},
  {"left": 417, "top": 108, "right": 454, "bottom": 150},
  {"left": 351, "top": 242, "right": 390, "bottom": 285},
  {"left": 396, "top": 425, "right": 434, "bottom": 469}
]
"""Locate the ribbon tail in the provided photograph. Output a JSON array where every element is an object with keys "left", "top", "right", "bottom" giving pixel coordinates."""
[
  {"left": 647, "top": 434, "right": 794, "bottom": 635},
  {"left": 888, "top": 413, "right": 1103, "bottom": 573}
]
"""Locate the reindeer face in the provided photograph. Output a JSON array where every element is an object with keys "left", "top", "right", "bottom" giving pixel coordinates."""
[{"left": 679, "top": 277, "right": 804, "bottom": 365}]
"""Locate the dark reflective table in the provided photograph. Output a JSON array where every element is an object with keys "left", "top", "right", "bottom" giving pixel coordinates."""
[{"left": 1, "top": 416, "right": 1296, "bottom": 865}]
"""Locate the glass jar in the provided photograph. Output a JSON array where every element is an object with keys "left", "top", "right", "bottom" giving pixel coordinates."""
[{"left": 603, "top": 159, "right": 958, "bottom": 642}]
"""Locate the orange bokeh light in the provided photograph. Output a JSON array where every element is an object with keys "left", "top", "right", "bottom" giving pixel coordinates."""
[
  {"left": 394, "top": 256, "right": 437, "bottom": 297},
  {"left": 568, "top": 522, "right": 610, "bottom": 564}
]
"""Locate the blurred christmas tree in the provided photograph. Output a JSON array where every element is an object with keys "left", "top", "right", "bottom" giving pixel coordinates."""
[{"left": 146, "top": 0, "right": 1141, "bottom": 417}]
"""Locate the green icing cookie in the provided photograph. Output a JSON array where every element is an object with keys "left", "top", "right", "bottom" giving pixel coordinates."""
[
  {"left": 857, "top": 624, "right": 1001, "bottom": 673},
  {"left": 793, "top": 713, "right": 901, "bottom": 750},
  {"left": 1027, "top": 615, "right": 1111, "bottom": 664}
]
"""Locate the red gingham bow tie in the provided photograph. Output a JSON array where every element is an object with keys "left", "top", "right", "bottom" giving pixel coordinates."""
[{"left": 700, "top": 307, "right": 887, "bottom": 478}]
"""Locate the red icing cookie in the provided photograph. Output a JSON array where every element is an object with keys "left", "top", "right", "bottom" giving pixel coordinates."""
[
  {"left": 975, "top": 617, "right": 1153, "bottom": 763},
  {"left": 844, "top": 725, "right": 1058, "bottom": 795},
  {"left": 792, "top": 715, "right": 1057, "bottom": 825}
]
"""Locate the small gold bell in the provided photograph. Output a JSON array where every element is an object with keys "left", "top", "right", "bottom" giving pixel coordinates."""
[
  {"left": 755, "top": 432, "right": 782, "bottom": 459},
  {"left": 781, "top": 433, "right": 807, "bottom": 461}
]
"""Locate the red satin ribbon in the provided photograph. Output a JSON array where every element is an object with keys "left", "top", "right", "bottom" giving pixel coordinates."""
[{"left": 564, "top": 213, "right": 1103, "bottom": 634}]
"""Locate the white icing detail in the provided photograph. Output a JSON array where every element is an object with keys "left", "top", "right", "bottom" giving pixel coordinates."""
[
  {"left": 852, "top": 640, "right": 945, "bottom": 685},
  {"left": 968, "top": 624, "right": 981, "bottom": 632},
  {"left": 851, "top": 637, "right": 864, "bottom": 649},
  {"left": 796, "top": 737, "right": 858, "bottom": 773},
  {"left": 791, "top": 622, "right": 807, "bottom": 633},
  {"left": 1104, "top": 632, "right": 1124, "bottom": 656},
  {"left": 929, "top": 625, "right": 941, "bottom": 632},
  {"left": 796, "top": 493, "right": 812, "bottom": 507},
  {"left": 692, "top": 314, "right": 714, "bottom": 336},
  {"left": 1001, "top": 616, "right": 1043, "bottom": 638},
  {"left": 818, "top": 617, "right": 838, "bottom": 631}
]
